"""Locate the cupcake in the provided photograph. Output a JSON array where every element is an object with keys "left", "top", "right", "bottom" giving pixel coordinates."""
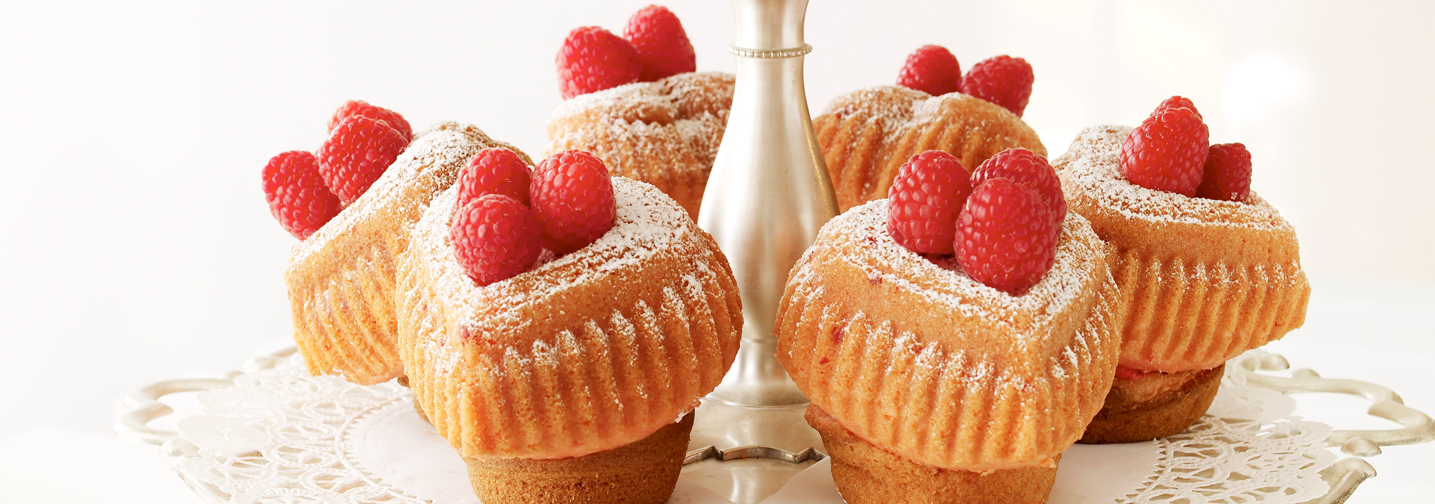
[
  {"left": 1053, "top": 97, "right": 1310, "bottom": 443},
  {"left": 396, "top": 150, "right": 742, "bottom": 504},
  {"left": 777, "top": 149, "right": 1122, "bottom": 503}
]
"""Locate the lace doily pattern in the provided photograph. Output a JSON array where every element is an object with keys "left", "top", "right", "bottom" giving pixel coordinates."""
[
  {"left": 160, "top": 350, "right": 1346, "bottom": 504},
  {"left": 1123, "top": 375, "right": 1335, "bottom": 503},
  {"left": 174, "top": 355, "right": 436, "bottom": 504}
]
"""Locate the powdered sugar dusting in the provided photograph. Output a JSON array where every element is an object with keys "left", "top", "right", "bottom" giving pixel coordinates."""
[
  {"left": 408, "top": 177, "right": 698, "bottom": 338},
  {"left": 1053, "top": 125, "right": 1294, "bottom": 230},
  {"left": 546, "top": 72, "right": 733, "bottom": 176},
  {"left": 291, "top": 122, "right": 520, "bottom": 262},
  {"left": 822, "top": 86, "right": 1042, "bottom": 159},
  {"left": 791, "top": 199, "right": 1106, "bottom": 345}
]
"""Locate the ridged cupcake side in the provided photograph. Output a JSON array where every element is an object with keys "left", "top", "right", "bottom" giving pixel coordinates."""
[{"left": 1054, "top": 125, "right": 1310, "bottom": 372}]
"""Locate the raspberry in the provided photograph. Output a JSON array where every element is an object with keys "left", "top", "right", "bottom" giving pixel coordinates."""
[
  {"left": 316, "top": 115, "right": 411, "bottom": 205},
  {"left": 961, "top": 55, "right": 1034, "bottom": 117},
  {"left": 530, "top": 150, "right": 616, "bottom": 255},
  {"left": 1197, "top": 143, "right": 1253, "bottom": 202},
  {"left": 896, "top": 45, "right": 962, "bottom": 97},
  {"left": 1121, "top": 104, "right": 1209, "bottom": 196},
  {"left": 1152, "top": 95, "right": 1202, "bottom": 121},
  {"left": 450, "top": 194, "right": 544, "bottom": 287},
  {"left": 327, "top": 100, "right": 413, "bottom": 140},
  {"left": 556, "top": 26, "right": 643, "bottom": 99},
  {"left": 624, "top": 5, "right": 696, "bottom": 82},
  {"left": 458, "top": 147, "right": 532, "bottom": 208},
  {"left": 886, "top": 150, "right": 972, "bottom": 255},
  {"left": 955, "top": 178, "right": 1059, "bottom": 295},
  {"left": 970, "top": 148, "right": 1066, "bottom": 226},
  {"left": 262, "top": 151, "right": 343, "bottom": 240}
]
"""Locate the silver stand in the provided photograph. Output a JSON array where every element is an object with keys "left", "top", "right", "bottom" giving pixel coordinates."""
[{"left": 685, "top": 0, "right": 839, "bottom": 502}]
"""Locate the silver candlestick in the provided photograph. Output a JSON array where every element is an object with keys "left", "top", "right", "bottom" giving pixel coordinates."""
[{"left": 687, "top": 0, "right": 838, "bottom": 501}]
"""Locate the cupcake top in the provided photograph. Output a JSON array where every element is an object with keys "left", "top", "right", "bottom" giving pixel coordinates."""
[
  {"left": 813, "top": 85, "right": 1047, "bottom": 212},
  {"left": 291, "top": 122, "right": 525, "bottom": 264},
  {"left": 1055, "top": 125, "right": 1303, "bottom": 268},
  {"left": 788, "top": 198, "right": 1109, "bottom": 361},
  {"left": 400, "top": 176, "right": 742, "bottom": 460},
  {"left": 1054, "top": 125, "right": 1293, "bottom": 231},
  {"left": 410, "top": 177, "right": 710, "bottom": 369}
]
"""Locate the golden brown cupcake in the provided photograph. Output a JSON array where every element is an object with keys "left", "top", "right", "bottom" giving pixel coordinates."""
[
  {"left": 397, "top": 176, "right": 742, "bottom": 504},
  {"left": 546, "top": 71, "right": 733, "bottom": 220},
  {"left": 776, "top": 199, "right": 1122, "bottom": 503},
  {"left": 1054, "top": 125, "right": 1310, "bottom": 443},
  {"left": 285, "top": 122, "right": 528, "bottom": 384},
  {"left": 813, "top": 86, "right": 1047, "bottom": 212}
]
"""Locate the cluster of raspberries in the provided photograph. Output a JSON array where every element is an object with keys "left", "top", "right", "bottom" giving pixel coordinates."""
[
  {"left": 262, "top": 101, "right": 413, "bottom": 240},
  {"left": 887, "top": 148, "right": 1066, "bottom": 295},
  {"left": 556, "top": 5, "right": 696, "bottom": 99},
  {"left": 1122, "top": 96, "right": 1253, "bottom": 202},
  {"left": 896, "top": 44, "right": 1035, "bottom": 118},
  {"left": 449, "top": 149, "right": 618, "bottom": 286}
]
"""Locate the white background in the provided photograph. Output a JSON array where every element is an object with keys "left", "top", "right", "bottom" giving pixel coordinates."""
[{"left": 0, "top": 1, "right": 1431, "bottom": 502}]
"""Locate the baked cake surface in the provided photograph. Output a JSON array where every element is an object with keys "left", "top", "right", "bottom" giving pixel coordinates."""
[
  {"left": 776, "top": 200, "right": 1121, "bottom": 471},
  {"left": 286, "top": 122, "right": 529, "bottom": 384},
  {"left": 398, "top": 177, "right": 742, "bottom": 459},
  {"left": 547, "top": 71, "right": 733, "bottom": 219},
  {"left": 813, "top": 86, "right": 1047, "bottom": 212},
  {"left": 1054, "top": 125, "right": 1310, "bottom": 372}
]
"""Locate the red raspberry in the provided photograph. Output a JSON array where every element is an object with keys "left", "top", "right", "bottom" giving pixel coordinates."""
[
  {"left": 262, "top": 151, "right": 343, "bottom": 240},
  {"left": 530, "top": 150, "right": 616, "bottom": 255},
  {"left": 961, "top": 55, "right": 1035, "bottom": 117},
  {"left": 886, "top": 150, "right": 972, "bottom": 255},
  {"left": 1197, "top": 143, "right": 1253, "bottom": 202},
  {"left": 970, "top": 148, "right": 1066, "bottom": 226},
  {"left": 459, "top": 148, "right": 532, "bottom": 208},
  {"left": 896, "top": 45, "right": 962, "bottom": 97},
  {"left": 450, "top": 194, "right": 544, "bottom": 287},
  {"left": 1152, "top": 95, "right": 1202, "bottom": 121},
  {"left": 1121, "top": 105, "right": 1209, "bottom": 196},
  {"left": 556, "top": 26, "right": 643, "bottom": 99},
  {"left": 955, "top": 178, "right": 1059, "bottom": 295},
  {"left": 327, "top": 100, "right": 413, "bottom": 140},
  {"left": 624, "top": 5, "right": 696, "bottom": 82},
  {"left": 316, "top": 115, "right": 411, "bottom": 205}
]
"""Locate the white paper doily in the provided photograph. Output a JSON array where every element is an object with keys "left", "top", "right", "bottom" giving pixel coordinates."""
[{"left": 160, "top": 350, "right": 1340, "bottom": 504}]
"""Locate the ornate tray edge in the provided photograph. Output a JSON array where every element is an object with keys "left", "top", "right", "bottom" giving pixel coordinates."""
[{"left": 115, "top": 348, "right": 1432, "bottom": 504}]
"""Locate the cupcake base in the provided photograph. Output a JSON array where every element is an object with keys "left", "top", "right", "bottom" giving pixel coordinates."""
[
  {"left": 807, "top": 405, "right": 1058, "bottom": 504},
  {"left": 463, "top": 413, "right": 694, "bottom": 504},
  {"left": 1079, "top": 364, "right": 1224, "bottom": 444}
]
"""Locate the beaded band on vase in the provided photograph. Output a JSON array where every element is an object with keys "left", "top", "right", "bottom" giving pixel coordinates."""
[{"left": 728, "top": 44, "right": 813, "bottom": 59}]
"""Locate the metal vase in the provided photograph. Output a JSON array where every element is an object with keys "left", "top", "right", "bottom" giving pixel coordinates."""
[{"left": 689, "top": 0, "right": 837, "bottom": 479}]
